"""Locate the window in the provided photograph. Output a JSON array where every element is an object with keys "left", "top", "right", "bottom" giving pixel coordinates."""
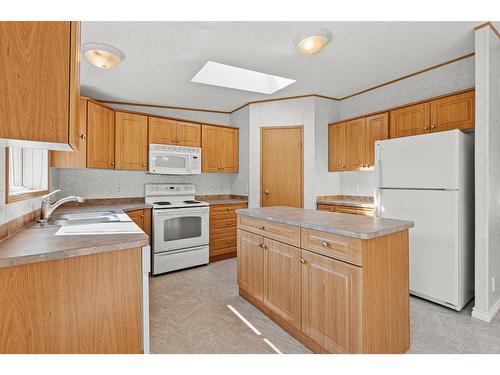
[{"left": 6, "top": 147, "right": 49, "bottom": 203}]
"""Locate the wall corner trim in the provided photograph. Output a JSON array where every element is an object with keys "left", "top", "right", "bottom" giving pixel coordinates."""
[{"left": 472, "top": 297, "right": 500, "bottom": 323}]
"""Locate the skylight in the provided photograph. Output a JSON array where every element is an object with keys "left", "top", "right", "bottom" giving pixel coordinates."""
[{"left": 191, "top": 61, "right": 296, "bottom": 94}]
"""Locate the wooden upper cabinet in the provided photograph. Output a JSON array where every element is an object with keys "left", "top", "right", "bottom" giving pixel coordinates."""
[
  {"left": 50, "top": 97, "right": 88, "bottom": 169},
  {"left": 87, "top": 101, "right": 115, "bottom": 169},
  {"left": 0, "top": 21, "right": 80, "bottom": 149},
  {"left": 301, "top": 249, "right": 361, "bottom": 354},
  {"left": 237, "top": 230, "right": 264, "bottom": 302},
  {"left": 201, "top": 125, "right": 239, "bottom": 173},
  {"left": 220, "top": 127, "right": 239, "bottom": 172},
  {"left": 115, "top": 111, "right": 148, "bottom": 171},
  {"left": 148, "top": 117, "right": 201, "bottom": 147},
  {"left": 328, "top": 122, "right": 346, "bottom": 172},
  {"left": 365, "top": 112, "right": 389, "bottom": 167},
  {"left": 148, "top": 117, "right": 176, "bottom": 145},
  {"left": 389, "top": 102, "right": 430, "bottom": 138},
  {"left": 176, "top": 121, "right": 201, "bottom": 147},
  {"left": 263, "top": 238, "right": 301, "bottom": 329},
  {"left": 345, "top": 118, "right": 366, "bottom": 171},
  {"left": 430, "top": 91, "right": 474, "bottom": 132}
]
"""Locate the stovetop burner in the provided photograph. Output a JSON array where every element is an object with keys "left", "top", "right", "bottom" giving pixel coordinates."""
[
  {"left": 154, "top": 201, "right": 171, "bottom": 205},
  {"left": 183, "top": 200, "right": 201, "bottom": 204}
]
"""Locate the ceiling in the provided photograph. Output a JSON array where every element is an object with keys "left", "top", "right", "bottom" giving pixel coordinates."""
[{"left": 80, "top": 21, "right": 479, "bottom": 112}]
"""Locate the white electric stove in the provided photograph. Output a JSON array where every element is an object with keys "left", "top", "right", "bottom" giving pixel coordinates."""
[{"left": 145, "top": 183, "right": 209, "bottom": 275}]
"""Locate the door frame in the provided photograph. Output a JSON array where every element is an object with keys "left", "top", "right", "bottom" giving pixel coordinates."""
[{"left": 260, "top": 125, "right": 304, "bottom": 208}]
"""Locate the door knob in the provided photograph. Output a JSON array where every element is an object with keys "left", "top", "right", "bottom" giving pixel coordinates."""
[{"left": 265, "top": 190, "right": 270, "bottom": 195}]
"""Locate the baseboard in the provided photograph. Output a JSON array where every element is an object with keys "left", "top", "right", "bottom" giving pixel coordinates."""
[{"left": 472, "top": 296, "right": 500, "bottom": 322}]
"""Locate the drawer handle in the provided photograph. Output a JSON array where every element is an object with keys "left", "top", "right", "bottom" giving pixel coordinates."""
[
  {"left": 300, "top": 258, "right": 305, "bottom": 264},
  {"left": 227, "top": 221, "right": 232, "bottom": 225},
  {"left": 259, "top": 225, "right": 265, "bottom": 230},
  {"left": 322, "top": 241, "right": 329, "bottom": 247},
  {"left": 257, "top": 243, "right": 267, "bottom": 249}
]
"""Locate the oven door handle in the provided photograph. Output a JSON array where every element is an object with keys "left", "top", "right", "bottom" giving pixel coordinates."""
[{"left": 153, "top": 207, "right": 209, "bottom": 216}]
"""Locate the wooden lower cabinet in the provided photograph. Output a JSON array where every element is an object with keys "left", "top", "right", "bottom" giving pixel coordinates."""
[
  {"left": 0, "top": 248, "right": 143, "bottom": 353},
  {"left": 301, "top": 249, "right": 361, "bottom": 353},
  {"left": 209, "top": 203, "right": 247, "bottom": 262},
  {"left": 237, "top": 217, "right": 410, "bottom": 354},
  {"left": 126, "top": 208, "right": 152, "bottom": 244},
  {"left": 263, "top": 238, "right": 301, "bottom": 329}
]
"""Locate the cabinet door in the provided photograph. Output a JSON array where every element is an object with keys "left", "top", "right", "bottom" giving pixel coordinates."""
[
  {"left": 115, "top": 112, "right": 148, "bottom": 171},
  {"left": 87, "top": 101, "right": 115, "bottom": 169},
  {"left": 345, "top": 118, "right": 366, "bottom": 171},
  {"left": 301, "top": 249, "right": 361, "bottom": 353},
  {"left": 201, "top": 125, "right": 222, "bottom": 172},
  {"left": 176, "top": 121, "right": 201, "bottom": 147},
  {"left": 430, "top": 91, "right": 474, "bottom": 132},
  {"left": 328, "top": 123, "right": 346, "bottom": 172},
  {"left": 237, "top": 230, "right": 264, "bottom": 302},
  {"left": 127, "top": 209, "right": 144, "bottom": 230},
  {"left": 0, "top": 22, "right": 79, "bottom": 147},
  {"left": 220, "top": 127, "right": 239, "bottom": 172},
  {"left": 50, "top": 97, "right": 88, "bottom": 168},
  {"left": 263, "top": 238, "right": 301, "bottom": 329},
  {"left": 148, "top": 117, "right": 177, "bottom": 145},
  {"left": 389, "top": 102, "right": 430, "bottom": 138},
  {"left": 365, "top": 112, "right": 389, "bottom": 167}
]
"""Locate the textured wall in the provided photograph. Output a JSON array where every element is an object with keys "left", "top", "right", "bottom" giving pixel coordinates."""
[
  {"left": 473, "top": 26, "right": 500, "bottom": 320},
  {"left": 230, "top": 105, "right": 250, "bottom": 195}
]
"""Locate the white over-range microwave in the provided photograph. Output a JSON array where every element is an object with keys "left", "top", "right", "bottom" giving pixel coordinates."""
[{"left": 149, "top": 144, "right": 201, "bottom": 175}]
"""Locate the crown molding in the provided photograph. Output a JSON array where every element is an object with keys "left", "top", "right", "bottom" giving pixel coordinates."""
[{"left": 474, "top": 21, "right": 500, "bottom": 38}]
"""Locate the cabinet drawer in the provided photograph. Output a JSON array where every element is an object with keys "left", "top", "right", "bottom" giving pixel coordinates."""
[
  {"left": 211, "top": 204, "right": 247, "bottom": 216},
  {"left": 301, "top": 228, "right": 362, "bottom": 266},
  {"left": 238, "top": 215, "right": 300, "bottom": 247},
  {"left": 334, "top": 205, "right": 373, "bottom": 217},
  {"left": 210, "top": 236, "right": 237, "bottom": 250},
  {"left": 317, "top": 204, "right": 334, "bottom": 212},
  {"left": 211, "top": 217, "right": 237, "bottom": 229}
]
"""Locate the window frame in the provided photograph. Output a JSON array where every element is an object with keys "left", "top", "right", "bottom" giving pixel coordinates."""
[{"left": 5, "top": 148, "right": 50, "bottom": 204}]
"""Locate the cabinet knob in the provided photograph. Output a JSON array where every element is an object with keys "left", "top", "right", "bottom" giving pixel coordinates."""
[
  {"left": 264, "top": 189, "right": 270, "bottom": 195},
  {"left": 431, "top": 125, "right": 436, "bottom": 129},
  {"left": 79, "top": 134, "right": 86, "bottom": 140},
  {"left": 227, "top": 221, "right": 232, "bottom": 225},
  {"left": 226, "top": 240, "right": 232, "bottom": 244},
  {"left": 322, "top": 241, "right": 329, "bottom": 248},
  {"left": 258, "top": 225, "right": 265, "bottom": 230},
  {"left": 258, "top": 243, "right": 267, "bottom": 249},
  {"left": 300, "top": 258, "right": 305, "bottom": 264},
  {"left": 111, "top": 162, "right": 115, "bottom": 166},
  {"left": 142, "top": 163, "right": 147, "bottom": 166},
  {"left": 226, "top": 208, "right": 231, "bottom": 211},
  {"left": 141, "top": 214, "right": 144, "bottom": 218},
  {"left": 424, "top": 126, "right": 429, "bottom": 130}
]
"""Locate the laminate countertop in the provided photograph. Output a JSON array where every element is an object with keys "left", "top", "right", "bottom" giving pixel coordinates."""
[
  {"left": 236, "top": 206, "right": 413, "bottom": 240},
  {"left": 196, "top": 194, "right": 248, "bottom": 206},
  {"left": 316, "top": 195, "right": 374, "bottom": 209},
  {"left": 0, "top": 203, "right": 152, "bottom": 269}
]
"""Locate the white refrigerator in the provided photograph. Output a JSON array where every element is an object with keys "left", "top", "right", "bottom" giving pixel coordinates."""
[{"left": 375, "top": 129, "right": 474, "bottom": 311}]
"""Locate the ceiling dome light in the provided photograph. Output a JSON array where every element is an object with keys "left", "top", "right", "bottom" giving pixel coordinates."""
[
  {"left": 82, "top": 43, "right": 125, "bottom": 69},
  {"left": 297, "top": 29, "right": 331, "bottom": 56}
]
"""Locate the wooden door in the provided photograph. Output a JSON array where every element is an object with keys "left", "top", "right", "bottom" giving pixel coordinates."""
[
  {"left": 87, "top": 101, "right": 115, "bottom": 169},
  {"left": 389, "top": 102, "right": 430, "bottom": 138},
  {"left": 148, "top": 117, "right": 177, "bottom": 145},
  {"left": 220, "top": 127, "right": 239, "bottom": 172},
  {"left": 365, "top": 112, "right": 389, "bottom": 167},
  {"left": 263, "top": 238, "right": 301, "bottom": 329},
  {"left": 237, "top": 230, "right": 264, "bottom": 301},
  {"left": 430, "top": 91, "right": 475, "bottom": 132},
  {"left": 50, "top": 97, "right": 88, "bottom": 168},
  {"left": 201, "top": 125, "right": 222, "bottom": 172},
  {"left": 328, "top": 123, "right": 346, "bottom": 172},
  {"left": 0, "top": 22, "right": 79, "bottom": 146},
  {"left": 176, "top": 121, "right": 201, "bottom": 147},
  {"left": 115, "top": 111, "right": 148, "bottom": 171},
  {"left": 260, "top": 126, "right": 303, "bottom": 208},
  {"left": 301, "top": 249, "right": 361, "bottom": 353},
  {"left": 345, "top": 118, "right": 366, "bottom": 171}
]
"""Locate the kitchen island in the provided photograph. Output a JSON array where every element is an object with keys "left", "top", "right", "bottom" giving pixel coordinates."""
[
  {"left": 0, "top": 203, "right": 151, "bottom": 354},
  {"left": 236, "top": 206, "right": 414, "bottom": 354}
]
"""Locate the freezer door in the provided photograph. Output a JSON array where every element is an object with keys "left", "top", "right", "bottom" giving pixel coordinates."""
[
  {"left": 375, "top": 130, "right": 460, "bottom": 189},
  {"left": 377, "top": 188, "right": 459, "bottom": 307}
]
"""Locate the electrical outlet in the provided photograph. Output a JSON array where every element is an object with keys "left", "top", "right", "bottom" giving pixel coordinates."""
[{"left": 492, "top": 276, "right": 496, "bottom": 293}]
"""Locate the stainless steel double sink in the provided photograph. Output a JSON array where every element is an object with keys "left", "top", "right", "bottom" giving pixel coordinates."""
[{"left": 33, "top": 211, "right": 121, "bottom": 228}]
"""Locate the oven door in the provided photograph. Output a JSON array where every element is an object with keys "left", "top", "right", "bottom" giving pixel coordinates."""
[
  {"left": 153, "top": 206, "right": 209, "bottom": 253},
  {"left": 149, "top": 150, "right": 191, "bottom": 175}
]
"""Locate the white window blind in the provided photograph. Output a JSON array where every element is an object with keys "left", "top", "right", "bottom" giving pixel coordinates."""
[{"left": 8, "top": 147, "right": 48, "bottom": 195}]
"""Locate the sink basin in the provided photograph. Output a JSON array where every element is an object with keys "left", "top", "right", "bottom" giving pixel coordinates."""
[{"left": 32, "top": 211, "right": 121, "bottom": 228}]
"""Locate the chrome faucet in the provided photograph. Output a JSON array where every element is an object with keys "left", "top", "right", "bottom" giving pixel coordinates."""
[{"left": 38, "top": 189, "right": 85, "bottom": 223}]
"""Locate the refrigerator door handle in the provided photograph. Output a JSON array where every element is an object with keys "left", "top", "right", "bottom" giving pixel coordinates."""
[{"left": 375, "top": 142, "right": 382, "bottom": 188}]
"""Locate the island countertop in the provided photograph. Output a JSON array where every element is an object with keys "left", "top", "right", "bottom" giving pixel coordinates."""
[{"left": 236, "top": 206, "right": 413, "bottom": 239}]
